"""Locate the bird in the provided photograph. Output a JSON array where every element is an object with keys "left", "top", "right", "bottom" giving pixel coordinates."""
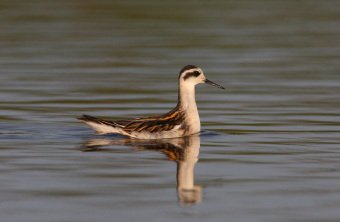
[{"left": 77, "top": 65, "right": 224, "bottom": 139}]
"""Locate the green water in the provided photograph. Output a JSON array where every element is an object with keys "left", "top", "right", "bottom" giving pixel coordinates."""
[{"left": 1, "top": 1, "right": 340, "bottom": 221}]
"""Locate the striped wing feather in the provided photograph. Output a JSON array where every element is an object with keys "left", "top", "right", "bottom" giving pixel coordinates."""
[
  {"left": 78, "top": 115, "right": 126, "bottom": 127},
  {"left": 78, "top": 108, "right": 184, "bottom": 134},
  {"left": 123, "top": 110, "right": 183, "bottom": 133}
]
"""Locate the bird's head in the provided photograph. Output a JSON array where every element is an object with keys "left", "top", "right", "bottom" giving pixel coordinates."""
[{"left": 178, "top": 65, "right": 225, "bottom": 90}]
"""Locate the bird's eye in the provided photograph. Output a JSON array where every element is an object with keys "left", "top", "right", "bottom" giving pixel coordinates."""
[{"left": 194, "top": 71, "right": 200, "bottom": 76}]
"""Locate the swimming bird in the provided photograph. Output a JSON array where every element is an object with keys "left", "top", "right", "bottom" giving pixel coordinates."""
[{"left": 77, "top": 65, "right": 224, "bottom": 139}]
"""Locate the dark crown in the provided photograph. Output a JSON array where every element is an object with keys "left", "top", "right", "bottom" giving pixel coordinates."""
[{"left": 179, "top": 65, "right": 198, "bottom": 78}]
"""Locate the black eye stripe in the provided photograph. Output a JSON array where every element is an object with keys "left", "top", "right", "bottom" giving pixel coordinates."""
[{"left": 183, "top": 71, "right": 201, "bottom": 80}]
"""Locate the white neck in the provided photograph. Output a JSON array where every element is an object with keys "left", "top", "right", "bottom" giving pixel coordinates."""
[
  {"left": 179, "top": 82, "right": 197, "bottom": 111},
  {"left": 178, "top": 82, "right": 201, "bottom": 133}
]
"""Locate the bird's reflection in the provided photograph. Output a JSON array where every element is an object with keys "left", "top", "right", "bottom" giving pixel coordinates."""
[{"left": 79, "top": 134, "right": 202, "bottom": 205}]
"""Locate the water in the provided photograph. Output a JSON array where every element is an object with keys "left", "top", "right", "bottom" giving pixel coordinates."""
[{"left": 1, "top": 1, "right": 340, "bottom": 221}]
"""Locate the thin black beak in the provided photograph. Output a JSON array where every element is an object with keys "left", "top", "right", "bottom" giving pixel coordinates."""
[{"left": 204, "top": 79, "right": 225, "bottom": 90}]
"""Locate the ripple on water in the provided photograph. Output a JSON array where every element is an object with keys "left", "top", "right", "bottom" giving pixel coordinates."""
[{"left": 1, "top": 0, "right": 340, "bottom": 221}]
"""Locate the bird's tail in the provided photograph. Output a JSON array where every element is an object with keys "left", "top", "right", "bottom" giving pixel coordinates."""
[{"left": 77, "top": 114, "right": 124, "bottom": 133}]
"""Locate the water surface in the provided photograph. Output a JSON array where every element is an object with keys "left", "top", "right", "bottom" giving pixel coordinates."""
[{"left": 1, "top": 1, "right": 340, "bottom": 222}]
